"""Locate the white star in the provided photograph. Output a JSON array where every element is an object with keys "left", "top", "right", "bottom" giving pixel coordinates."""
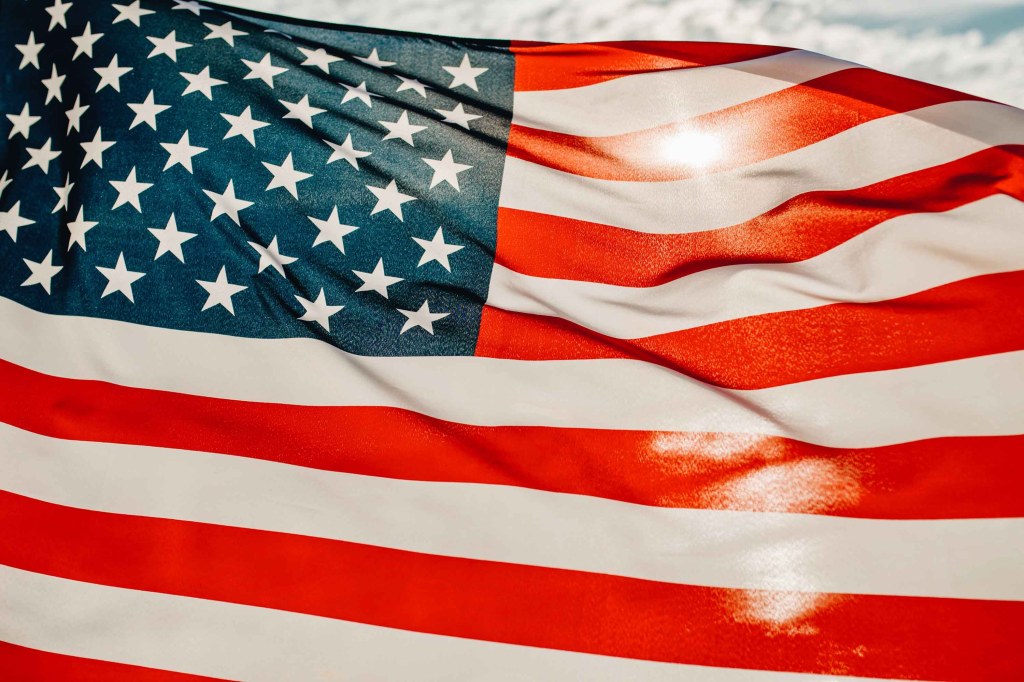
[
  {"left": 353, "top": 258, "right": 403, "bottom": 298},
  {"left": 295, "top": 288, "right": 344, "bottom": 331},
  {"left": 148, "top": 213, "right": 196, "bottom": 262},
  {"left": 325, "top": 133, "right": 371, "bottom": 169},
  {"left": 340, "top": 81, "right": 376, "bottom": 108},
  {"left": 379, "top": 110, "right": 427, "bottom": 146},
  {"left": 422, "top": 150, "right": 472, "bottom": 191},
  {"left": 95, "top": 54, "right": 132, "bottom": 93},
  {"left": 181, "top": 66, "right": 225, "bottom": 99},
  {"left": 112, "top": 0, "right": 154, "bottom": 26},
  {"left": 443, "top": 54, "right": 488, "bottom": 92},
  {"left": 0, "top": 201, "right": 35, "bottom": 242},
  {"left": 197, "top": 266, "right": 246, "bottom": 314},
  {"left": 298, "top": 46, "right": 341, "bottom": 73},
  {"left": 66, "top": 95, "right": 89, "bottom": 133},
  {"left": 356, "top": 48, "right": 395, "bottom": 68},
  {"left": 413, "top": 227, "right": 464, "bottom": 271},
  {"left": 96, "top": 252, "right": 145, "bottom": 302},
  {"left": 203, "top": 179, "right": 253, "bottom": 225},
  {"left": 262, "top": 152, "right": 311, "bottom": 199},
  {"left": 308, "top": 206, "right": 359, "bottom": 254},
  {"left": 398, "top": 299, "right": 449, "bottom": 335},
  {"left": 280, "top": 94, "right": 325, "bottom": 128},
  {"left": 15, "top": 32, "right": 44, "bottom": 70},
  {"left": 45, "top": 0, "right": 73, "bottom": 31},
  {"left": 23, "top": 254, "right": 60, "bottom": 291},
  {"left": 66, "top": 206, "right": 97, "bottom": 251},
  {"left": 25, "top": 252, "right": 57, "bottom": 290},
  {"left": 23, "top": 139, "right": 61, "bottom": 174},
  {"left": 0, "top": 171, "right": 10, "bottom": 198},
  {"left": 395, "top": 75, "right": 428, "bottom": 98},
  {"left": 221, "top": 106, "right": 268, "bottom": 146},
  {"left": 172, "top": 0, "right": 208, "bottom": 14},
  {"left": 161, "top": 130, "right": 207, "bottom": 173},
  {"left": 7, "top": 103, "right": 40, "bottom": 139},
  {"left": 109, "top": 167, "right": 152, "bottom": 212},
  {"left": 71, "top": 22, "right": 103, "bottom": 60},
  {"left": 80, "top": 127, "right": 115, "bottom": 168},
  {"left": 147, "top": 30, "right": 190, "bottom": 62},
  {"left": 51, "top": 174, "right": 74, "bottom": 213},
  {"left": 127, "top": 90, "right": 169, "bottom": 130},
  {"left": 22, "top": 262, "right": 61, "bottom": 304},
  {"left": 434, "top": 103, "right": 481, "bottom": 130},
  {"left": 366, "top": 180, "right": 416, "bottom": 220},
  {"left": 204, "top": 20, "right": 245, "bottom": 46},
  {"left": 42, "top": 65, "right": 65, "bottom": 104},
  {"left": 242, "top": 53, "right": 288, "bottom": 88},
  {"left": 22, "top": 250, "right": 62, "bottom": 294},
  {"left": 248, "top": 235, "right": 296, "bottom": 276}
]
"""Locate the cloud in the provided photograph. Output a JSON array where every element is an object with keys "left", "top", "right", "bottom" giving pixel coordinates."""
[{"left": 221, "top": 0, "right": 1024, "bottom": 108}]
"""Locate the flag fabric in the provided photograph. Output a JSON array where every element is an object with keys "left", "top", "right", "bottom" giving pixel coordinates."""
[{"left": 1, "top": 0, "right": 1023, "bottom": 679}]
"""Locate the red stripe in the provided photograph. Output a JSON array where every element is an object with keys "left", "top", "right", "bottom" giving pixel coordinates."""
[
  {"left": 3, "top": 358, "right": 1023, "bottom": 520},
  {"left": 507, "top": 68, "right": 984, "bottom": 181},
  {"left": 510, "top": 40, "right": 790, "bottom": 91},
  {"left": 0, "top": 641, "right": 226, "bottom": 682},
  {"left": 495, "top": 145, "right": 1024, "bottom": 286},
  {"left": 477, "top": 270, "right": 1024, "bottom": 388},
  {"left": 2, "top": 490, "right": 1021, "bottom": 680}
]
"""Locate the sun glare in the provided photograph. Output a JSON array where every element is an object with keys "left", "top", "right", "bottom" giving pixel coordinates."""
[{"left": 661, "top": 129, "right": 723, "bottom": 168}]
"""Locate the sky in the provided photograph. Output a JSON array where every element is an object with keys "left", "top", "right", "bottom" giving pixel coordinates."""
[{"left": 218, "top": 0, "right": 1024, "bottom": 108}]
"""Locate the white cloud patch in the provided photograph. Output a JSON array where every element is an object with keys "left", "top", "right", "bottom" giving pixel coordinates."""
[{"left": 221, "top": 0, "right": 1024, "bottom": 108}]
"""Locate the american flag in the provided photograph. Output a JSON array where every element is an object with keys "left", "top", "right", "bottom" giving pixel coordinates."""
[{"left": 1, "top": 0, "right": 1022, "bottom": 679}]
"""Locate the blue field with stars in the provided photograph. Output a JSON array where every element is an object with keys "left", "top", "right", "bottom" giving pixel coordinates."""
[{"left": 0, "top": 0, "right": 514, "bottom": 356}]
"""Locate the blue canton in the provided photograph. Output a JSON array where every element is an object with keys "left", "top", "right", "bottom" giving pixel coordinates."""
[{"left": 0, "top": 0, "right": 514, "bottom": 356}]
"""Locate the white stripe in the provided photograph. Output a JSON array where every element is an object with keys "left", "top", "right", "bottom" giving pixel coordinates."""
[
  {"left": 512, "top": 50, "right": 857, "bottom": 136},
  {"left": 2, "top": 297, "right": 1023, "bottom": 446},
  {"left": 487, "top": 194, "right": 1024, "bottom": 338},
  {"left": 5, "top": 423, "right": 1021, "bottom": 599},
  {"left": 499, "top": 100, "right": 1024, "bottom": 234},
  {"left": 0, "top": 566, "right": 877, "bottom": 681}
]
